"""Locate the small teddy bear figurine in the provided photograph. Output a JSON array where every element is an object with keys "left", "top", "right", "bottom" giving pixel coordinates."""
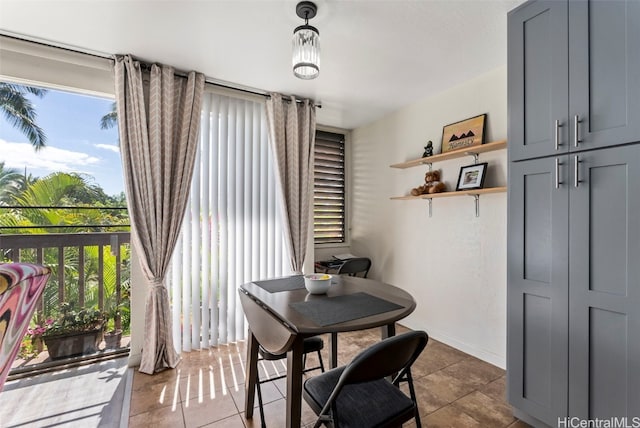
[{"left": 411, "top": 169, "right": 447, "bottom": 196}]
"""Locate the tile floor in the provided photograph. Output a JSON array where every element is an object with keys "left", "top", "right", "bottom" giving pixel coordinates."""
[{"left": 129, "top": 325, "right": 531, "bottom": 428}]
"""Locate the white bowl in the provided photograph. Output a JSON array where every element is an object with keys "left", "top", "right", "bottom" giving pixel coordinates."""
[{"left": 304, "top": 274, "right": 332, "bottom": 294}]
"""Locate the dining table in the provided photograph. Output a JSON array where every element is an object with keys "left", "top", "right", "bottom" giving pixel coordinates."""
[{"left": 238, "top": 274, "right": 417, "bottom": 428}]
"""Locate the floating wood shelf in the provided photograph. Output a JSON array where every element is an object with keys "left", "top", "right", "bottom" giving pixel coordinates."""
[
  {"left": 391, "top": 186, "right": 507, "bottom": 217},
  {"left": 390, "top": 186, "right": 507, "bottom": 201},
  {"left": 390, "top": 140, "right": 507, "bottom": 169}
]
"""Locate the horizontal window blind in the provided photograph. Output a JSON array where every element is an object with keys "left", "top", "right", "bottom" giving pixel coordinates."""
[
  {"left": 169, "top": 93, "right": 291, "bottom": 351},
  {"left": 314, "top": 131, "right": 346, "bottom": 244}
]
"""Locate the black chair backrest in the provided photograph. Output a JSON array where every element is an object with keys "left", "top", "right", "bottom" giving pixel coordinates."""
[
  {"left": 338, "top": 330, "right": 428, "bottom": 385},
  {"left": 337, "top": 257, "right": 371, "bottom": 278}
]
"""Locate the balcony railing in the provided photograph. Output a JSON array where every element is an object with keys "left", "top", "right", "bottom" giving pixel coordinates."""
[{"left": 0, "top": 231, "right": 131, "bottom": 330}]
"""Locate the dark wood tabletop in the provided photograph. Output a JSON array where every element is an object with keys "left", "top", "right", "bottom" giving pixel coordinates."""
[
  {"left": 239, "top": 274, "right": 417, "bottom": 428},
  {"left": 240, "top": 274, "right": 415, "bottom": 333}
]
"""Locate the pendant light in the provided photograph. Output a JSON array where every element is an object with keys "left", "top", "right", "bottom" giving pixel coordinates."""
[{"left": 292, "top": 1, "right": 320, "bottom": 80}]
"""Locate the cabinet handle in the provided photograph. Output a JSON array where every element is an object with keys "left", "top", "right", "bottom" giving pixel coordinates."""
[
  {"left": 555, "top": 119, "right": 562, "bottom": 150},
  {"left": 574, "top": 155, "right": 580, "bottom": 188},
  {"left": 574, "top": 115, "right": 582, "bottom": 147},
  {"left": 555, "top": 158, "right": 561, "bottom": 189}
]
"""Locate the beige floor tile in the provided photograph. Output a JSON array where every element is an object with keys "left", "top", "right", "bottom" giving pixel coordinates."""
[
  {"left": 480, "top": 375, "right": 508, "bottom": 403},
  {"left": 241, "top": 399, "right": 287, "bottom": 428},
  {"left": 412, "top": 340, "right": 470, "bottom": 378},
  {"left": 129, "top": 404, "right": 185, "bottom": 428},
  {"left": 230, "top": 379, "right": 283, "bottom": 411},
  {"left": 203, "top": 414, "right": 247, "bottom": 428},
  {"left": 441, "top": 357, "right": 505, "bottom": 388},
  {"left": 130, "top": 376, "right": 183, "bottom": 416},
  {"left": 132, "top": 366, "right": 180, "bottom": 391},
  {"left": 179, "top": 363, "right": 247, "bottom": 402},
  {"left": 412, "top": 370, "right": 477, "bottom": 414},
  {"left": 508, "top": 419, "right": 533, "bottom": 427},
  {"left": 452, "top": 391, "right": 515, "bottom": 427},
  {"left": 182, "top": 392, "right": 239, "bottom": 427},
  {"left": 424, "top": 404, "right": 483, "bottom": 428}
]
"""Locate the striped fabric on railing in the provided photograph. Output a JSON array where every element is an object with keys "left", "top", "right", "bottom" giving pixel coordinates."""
[{"left": 169, "top": 92, "right": 291, "bottom": 351}]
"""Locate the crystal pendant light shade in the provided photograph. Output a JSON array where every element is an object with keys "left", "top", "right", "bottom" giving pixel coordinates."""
[{"left": 292, "top": 2, "right": 320, "bottom": 80}]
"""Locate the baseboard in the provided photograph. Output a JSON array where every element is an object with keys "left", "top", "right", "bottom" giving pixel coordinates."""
[{"left": 399, "top": 321, "right": 506, "bottom": 369}]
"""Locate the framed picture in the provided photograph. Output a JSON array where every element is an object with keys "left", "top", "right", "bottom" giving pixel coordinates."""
[
  {"left": 441, "top": 113, "right": 486, "bottom": 153},
  {"left": 456, "top": 162, "right": 488, "bottom": 191}
]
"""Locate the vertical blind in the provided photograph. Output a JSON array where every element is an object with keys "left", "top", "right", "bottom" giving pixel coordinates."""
[
  {"left": 169, "top": 92, "right": 291, "bottom": 351},
  {"left": 314, "top": 131, "right": 346, "bottom": 244}
]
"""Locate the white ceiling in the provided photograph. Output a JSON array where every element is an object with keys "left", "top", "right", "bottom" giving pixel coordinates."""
[{"left": 0, "top": 0, "right": 525, "bottom": 130}]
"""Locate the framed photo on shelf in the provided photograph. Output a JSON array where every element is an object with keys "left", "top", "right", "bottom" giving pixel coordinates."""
[
  {"left": 456, "top": 162, "right": 488, "bottom": 191},
  {"left": 441, "top": 113, "right": 486, "bottom": 153}
]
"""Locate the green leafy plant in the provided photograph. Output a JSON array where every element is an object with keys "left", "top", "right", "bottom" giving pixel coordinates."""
[
  {"left": 105, "top": 301, "right": 129, "bottom": 333},
  {"left": 42, "top": 302, "right": 104, "bottom": 337}
]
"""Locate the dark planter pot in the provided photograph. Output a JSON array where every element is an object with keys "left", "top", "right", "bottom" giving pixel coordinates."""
[
  {"left": 43, "top": 327, "right": 103, "bottom": 360},
  {"left": 104, "top": 329, "right": 123, "bottom": 349}
]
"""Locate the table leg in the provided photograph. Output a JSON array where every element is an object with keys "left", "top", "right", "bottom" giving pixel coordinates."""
[
  {"left": 330, "top": 332, "right": 338, "bottom": 369},
  {"left": 244, "top": 329, "right": 259, "bottom": 418},
  {"left": 286, "top": 339, "right": 304, "bottom": 428},
  {"left": 382, "top": 322, "right": 396, "bottom": 339}
]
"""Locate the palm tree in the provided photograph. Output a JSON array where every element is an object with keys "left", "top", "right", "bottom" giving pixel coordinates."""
[
  {"left": 100, "top": 102, "right": 117, "bottom": 130},
  {"left": 0, "top": 161, "right": 22, "bottom": 204},
  {"left": 0, "top": 82, "right": 47, "bottom": 150}
]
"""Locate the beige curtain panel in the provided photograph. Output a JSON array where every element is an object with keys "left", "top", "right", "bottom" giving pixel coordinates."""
[
  {"left": 266, "top": 93, "right": 316, "bottom": 273},
  {"left": 114, "top": 55, "right": 205, "bottom": 374}
]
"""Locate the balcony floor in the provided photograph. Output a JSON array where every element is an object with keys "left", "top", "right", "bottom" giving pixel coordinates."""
[{"left": 1, "top": 355, "right": 129, "bottom": 427}]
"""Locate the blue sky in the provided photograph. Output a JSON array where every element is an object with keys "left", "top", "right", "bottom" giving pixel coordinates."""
[{"left": 0, "top": 85, "right": 124, "bottom": 196}]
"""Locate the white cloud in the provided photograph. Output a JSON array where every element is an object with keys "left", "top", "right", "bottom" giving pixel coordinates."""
[
  {"left": 94, "top": 143, "right": 120, "bottom": 154},
  {"left": 0, "top": 139, "right": 101, "bottom": 173}
]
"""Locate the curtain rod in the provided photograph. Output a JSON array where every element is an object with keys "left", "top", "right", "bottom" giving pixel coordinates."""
[
  {"left": 138, "top": 62, "right": 321, "bottom": 108},
  {"left": 1, "top": 32, "right": 321, "bottom": 108}
]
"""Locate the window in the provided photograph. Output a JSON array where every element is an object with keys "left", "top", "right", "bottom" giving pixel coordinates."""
[{"left": 314, "top": 130, "right": 346, "bottom": 244}]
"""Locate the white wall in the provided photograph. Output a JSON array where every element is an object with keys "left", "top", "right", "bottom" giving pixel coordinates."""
[{"left": 351, "top": 66, "right": 508, "bottom": 368}]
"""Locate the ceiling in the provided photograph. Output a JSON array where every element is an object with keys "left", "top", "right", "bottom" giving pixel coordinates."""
[{"left": 0, "top": 0, "right": 525, "bottom": 130}]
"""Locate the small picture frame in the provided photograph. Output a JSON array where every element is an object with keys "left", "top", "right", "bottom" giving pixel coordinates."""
[
  {"left": 456, "top": 162, "right": 488, "bottom": 191},
  {"left": 441, "top": 113, "right": 487, "bottom": 153}
]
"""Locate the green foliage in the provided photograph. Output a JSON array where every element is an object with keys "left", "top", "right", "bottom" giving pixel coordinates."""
[
  {"left": 0, "top": 172, "right": 129, "bottom": 234},
  {"left": 0, "top": 82, "right": 47, "bottom": 150},
  {"left": 0, "top": 169, "right": 131, "bottom": 334},
  {"left": 42, "top": 302, "right": 104, "bottom": 337},
  {"left": 100, "top": 102, "right": 118, "bottom": 130}
]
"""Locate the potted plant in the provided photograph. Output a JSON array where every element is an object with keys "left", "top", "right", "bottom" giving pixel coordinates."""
[
  {"left": 103, "top": 302, "right": 128, "bottom": 349},
  {"left": 42, "top": 302, "right": 105, "bottom": 360}
]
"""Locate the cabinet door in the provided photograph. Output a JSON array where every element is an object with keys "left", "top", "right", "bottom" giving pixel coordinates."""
[
  {"left": 508, "top": 1, "right": 569, "bottom": 162},
  {"left": 568, "top": 145, "right": 640, "bottom": 418},
  {"left": 569, "top": 0, "right": 640, "bottom": 152},
  {"left": 507, "top": 157, "right": 569, "bottom": 425}
]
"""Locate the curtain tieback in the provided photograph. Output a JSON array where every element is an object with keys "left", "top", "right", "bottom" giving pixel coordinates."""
[{"left": 149, "top": 279, "right": 165, "bottom": 289}]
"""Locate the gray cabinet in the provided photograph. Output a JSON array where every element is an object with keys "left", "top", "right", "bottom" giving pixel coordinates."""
[
  {"left": 568, "top": 146, "right": 640, "bottom": 419},
  {"left": 508, "top": 147, "right": 640, "bottom": 425},
  {"left": 508, "top": 1, "right": 640, "bottom": 425},
  {"left": 507, "top": 157, "right": 569, "bottom": 426},
  {"left": 508, "top": 0, "right": 640, "bottom": 162}
]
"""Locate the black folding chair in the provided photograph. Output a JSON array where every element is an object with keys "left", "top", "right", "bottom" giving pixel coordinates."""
[
  {"left": 303, "top": 330, "right": 428, "bottom": 428},
  {"left": 336, "top": 257, "right": 371, "bottom": 278}
]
